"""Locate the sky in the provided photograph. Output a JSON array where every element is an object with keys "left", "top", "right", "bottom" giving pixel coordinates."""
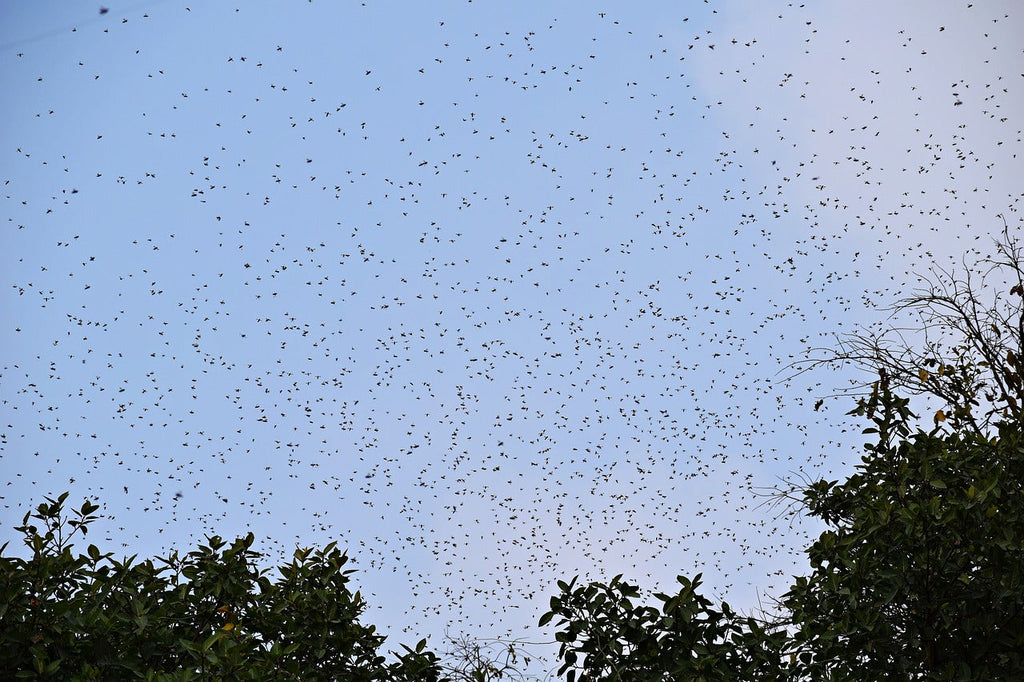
[{"left": 2, "top": 0, "right": 1022, "bottom": 677}]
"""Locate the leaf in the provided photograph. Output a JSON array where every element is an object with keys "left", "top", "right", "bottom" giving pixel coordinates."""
[{"left": 934, "top": 409, "right": 946, "bottom": 423}]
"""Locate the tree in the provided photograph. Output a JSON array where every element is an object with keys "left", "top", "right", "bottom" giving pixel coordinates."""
[
  {"left": 7, "top": 233, "right": 1023, "bottom": 682},
  {"left": 438, "top": 634, "right": 537, "bottom": 682},
  {"left": 541, "top": 229, "right": 1024, "bottom": 681},
  {"left": 540, "top": 573, "right": 791, "bottom": 681},
  {"left": 782, "top": 379, "right": 1024, "bottom": 680},
  {"left": 0, "top": 493, "right": 443, "bottom": 681},
  {"left": 779, "top": 224, "right": 1024, "bottom": 679},
  {"left": 816, "top": 219, "right": 1023, "bottom": 435}
]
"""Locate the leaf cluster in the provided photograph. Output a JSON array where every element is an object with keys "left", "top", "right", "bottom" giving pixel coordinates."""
[
  {"left": 541, "top": 368, "right": 1024, "bottom": 682},
  {"left": 783, "top": 382, "right": 1024, "bottom": 681},
  {"left": 540, "top": 231, "right": 1024, "bottom": 681},
  {"left": 0, "top": 493, "right": 442, "bottom": 681},
  {"left": 540, "top": 573, "right": 790, "bottom": 681}
]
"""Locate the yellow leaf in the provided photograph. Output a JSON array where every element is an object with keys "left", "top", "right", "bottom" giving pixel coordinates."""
[
  {"left": 934, "top": 409, "right": 946, "bottom": 423},
  {"left": 222, "top": 622, "right": 235, "bottom": 631},
  {"left": 918, "top": 368, "right": 929, "bottom": 382}
]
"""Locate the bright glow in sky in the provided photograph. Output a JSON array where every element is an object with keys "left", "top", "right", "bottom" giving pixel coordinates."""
[{"left": 2, "top": 1, "right": 1021, "bottom": 676}]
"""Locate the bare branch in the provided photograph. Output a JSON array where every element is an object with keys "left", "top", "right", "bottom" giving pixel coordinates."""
[{"left": 788, "top": 222, "right": 1024, "bottom": 436}]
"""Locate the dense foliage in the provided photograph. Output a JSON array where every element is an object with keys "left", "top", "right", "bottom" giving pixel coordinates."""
[
  {"left": 0, "top": 495, "right": 442, "bottom": 681},
  {"left": 783, "top": 383, "right": 1024, "bottom": 680},
  {"left": 542, "top": 384, "right": 1023, "bottom": 681},
  {"left": 4, "top": 237, "right": 1023, "bottom": 680},
  {"left": 542, "top": 235, "right": 1024, "bottom": 681}
]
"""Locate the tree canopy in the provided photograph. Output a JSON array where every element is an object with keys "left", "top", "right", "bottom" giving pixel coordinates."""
[
  {"left": 4, "top": 234, "right": 1023, "bottom": 680},
  {"left": 0, "top": 494, "right": 443, "bottom": 681},
  {"left": 542, "top": 232, "right": 1024, "bottom": 681}
]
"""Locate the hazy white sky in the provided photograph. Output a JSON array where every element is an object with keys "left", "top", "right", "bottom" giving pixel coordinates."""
[{"left": 2, "top": 0, "right": 1021, "bottom": 676}]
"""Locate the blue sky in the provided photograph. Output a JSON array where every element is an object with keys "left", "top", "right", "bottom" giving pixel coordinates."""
[{"left": 2, "top": 0, "right": 1021, "bottom": 675}]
